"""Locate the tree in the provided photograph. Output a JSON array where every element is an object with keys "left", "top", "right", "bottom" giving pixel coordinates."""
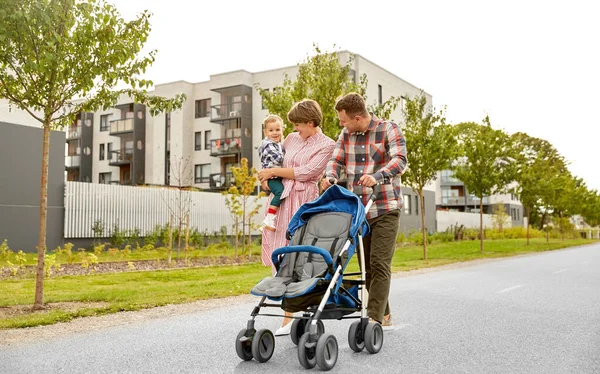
[
  {"left": 452, "top": 118, "right": 515, "bottom": 253},
  {"left": 161, "top": 156, "right": 194, "bottom": 264},
  {"left": 224, "top": 158, "right": 265, "bottom": 259},
  {"left": 0, "top": 0, "right": 186, "bottom": 309},
  {"left": 491, "top": 203, "right": 510, "bottom": 233},
  {"left": 256, "top": 44, "right": 400, "bottom": 140},
  {"left": 510, "top": 132, "right": 567, "bottom": 244},
  {"left": 401, "top": 94, "right": 456, "bottom": 260}
]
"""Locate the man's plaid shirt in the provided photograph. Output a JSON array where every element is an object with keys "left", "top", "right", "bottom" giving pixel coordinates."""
[{"left": 326, "top": 114, "right": 407, "bottom": 219}]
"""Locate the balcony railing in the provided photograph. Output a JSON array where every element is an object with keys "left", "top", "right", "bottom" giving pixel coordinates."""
[
  {"left": 210, "top": 102, "right": 242, "bottom": 121},
  {"left": 65, "top": 155, "right": 80, "bottom": 168},
  {"left": 467, "top": 196, "right": 490, "bottom": 205},
  {"left": 109, "top": 118, "right": 134, "bottom": 134},
  {"left": 66, "top": 126, "right": 82, "bottom": 140},
  {"left": 209, "top": 172, "right": 234, "bottom": 189},
  {"left": 210, "top": 137, "right": 241, "bottom": 156},
  {"left": 109, "top": 179, "right": 132, "bottom": 186},
  {"left": 108, "top": 148, "right": 133, "bottom": 165},
  {"left": 441, "top": 197, "right": 462, "bottom": 205}
]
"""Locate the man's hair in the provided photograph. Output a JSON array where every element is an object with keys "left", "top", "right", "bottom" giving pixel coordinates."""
[
  {"left": 287, "top": 99, "right": 322, "bottom": 127},
  {"left": 335, "top": 92, "right": 368, "bottom": 117},
  {"left": 263, "top": 114, "right": 283, "bottom": 129}
]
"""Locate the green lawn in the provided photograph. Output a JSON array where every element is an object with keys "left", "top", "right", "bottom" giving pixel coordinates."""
[{"left": 0, "top": 238, "right": 596, "bottom": 329}]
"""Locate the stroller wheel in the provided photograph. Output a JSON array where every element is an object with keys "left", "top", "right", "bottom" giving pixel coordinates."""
[
  {"left": 297, "top": 332, "right": 317, "bottom": 369},
  {"left": 316, "top": 333, "right": 338, "bottom": 371},
  {"left": 348, "top": 321, "right": 365, "bottom": 352},
  {"left": 290, "top": 318, "right": 307, "bottom": 346},
  {"left": 364, "top": 322, "right": 384, "bottom": 354},
  {"left": 235, "top": 329, "right": 254, "bottom": 361},
  {"left": 251, "top": 329, "right": 275, "bottom": 363}
]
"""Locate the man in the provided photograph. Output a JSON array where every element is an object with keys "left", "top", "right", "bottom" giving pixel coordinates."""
[{"left": 321, "top": 92, "right": 407, "bottom": 329}]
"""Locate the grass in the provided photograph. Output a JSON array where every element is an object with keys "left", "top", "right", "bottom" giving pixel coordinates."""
[{"left": 0, "top": 238, "right": 596, "bottom": 329}]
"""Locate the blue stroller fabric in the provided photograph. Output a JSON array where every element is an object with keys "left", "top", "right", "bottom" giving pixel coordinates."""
[{"left": 251, "top": 185, "right": 369, "bottom": 310}]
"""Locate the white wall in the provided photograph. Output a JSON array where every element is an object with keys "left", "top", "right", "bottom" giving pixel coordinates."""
[{"left": 436, "top": 210, "right": 512, "bottom": 232}]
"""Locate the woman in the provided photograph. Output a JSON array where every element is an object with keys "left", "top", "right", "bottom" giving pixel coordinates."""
[{"left": 258, "top": 99, "right": 335, "bottom": 336}]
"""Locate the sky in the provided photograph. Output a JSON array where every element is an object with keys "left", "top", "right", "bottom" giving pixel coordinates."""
[{"left": 111, "top": 0, "right": 600, "bottom": 190}]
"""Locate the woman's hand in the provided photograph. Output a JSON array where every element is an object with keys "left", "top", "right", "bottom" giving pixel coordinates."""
[{"left": 258, "top": 169, "right": 275, "bottom": 182}]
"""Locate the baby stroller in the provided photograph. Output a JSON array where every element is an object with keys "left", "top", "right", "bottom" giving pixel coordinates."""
[{"left": 235, "top": 184, "right": 384, "bottom": 371}]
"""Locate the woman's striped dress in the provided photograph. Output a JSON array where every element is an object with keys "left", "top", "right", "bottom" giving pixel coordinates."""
[{"left": 261, "top": 130, "right": 335, "bottom": 272}]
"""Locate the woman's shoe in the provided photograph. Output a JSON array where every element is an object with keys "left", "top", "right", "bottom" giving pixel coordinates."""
[{"left": 274, "top": 321, "right": 292, "bottom": 336}]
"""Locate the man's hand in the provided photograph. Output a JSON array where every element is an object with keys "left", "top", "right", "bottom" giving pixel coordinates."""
[
  {"left": 320, "top": 177, "right": 336, "bottom": 191},
  {"left": 358, "top": 174, "right": 378, "bottom": 187}
]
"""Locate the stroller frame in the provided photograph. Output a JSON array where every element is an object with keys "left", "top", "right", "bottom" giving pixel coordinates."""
[{"left": 235, "top": 184, "right": 385, "bottom": 370}]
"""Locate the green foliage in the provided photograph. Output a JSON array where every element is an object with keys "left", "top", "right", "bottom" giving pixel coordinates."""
[
  {"left": 452, "top": 117, "right": 515, "bottom": 252},
  {"left": 43, "top": 254, "right": 60, "bottom": 277},
  {"left": 223, "top": 158, "right": 265, "bottom": 257},
  {"left": 0, "top": 240, "right": 12, "bottom": 261},
  {"left": 401, "top": 93, "right": 455, "bottom": 259},
  {"left": 256, "top": 44, "right": 400, "bottom": 140},
  {"left": 491, "top": 203, "right": 510, "bottom": 232}
]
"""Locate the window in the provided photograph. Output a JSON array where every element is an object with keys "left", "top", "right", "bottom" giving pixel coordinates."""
[
  {"left": 403, "top": 195, "right": 411, "bottom": 215},
  {"left": 261, "top": 88, "right": 270, "bottom": 110},
  {"left": 99, "top": 144, "right": 105, "bottom": 161},
  {"left": 195, "top": 99, "right": 211, "bottom": 118},
  {"left": 195, "top": 164, "right": 211, "bottom": 183},
  {"left": 99, "top": 172, "right": 111, "bottom": 184},
  {"left": 378, "top": 84, "right": 383, "bottom": 105},
  {"left": 195, "top": 132, "right": 202, "bottom": 151},
  {"left": 100, "top": 114, "right": 111, "bottom": 131},
  {"left": 107, "top": 143, "right": 113, "bottom": 160},
  {"left": 205, "top": 130, "right": 211, "bottom": 150},
  {"left": 415, "top": 195, "right": 419, "bottom": 215}
]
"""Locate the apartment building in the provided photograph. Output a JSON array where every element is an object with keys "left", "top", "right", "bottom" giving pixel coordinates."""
[
  {"left": 433, "top": 169, "right": 524, "bottom": 227},
  {"left": 0, "top": 52, "right": 437, "bottom": 231}
]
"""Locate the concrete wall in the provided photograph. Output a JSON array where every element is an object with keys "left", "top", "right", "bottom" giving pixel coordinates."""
[
  {"left": 0, "top": 121, "right": 65, "bottom": 252},
  {"left": 399, "top": 188, "right": 436, "bottom": 234},
  {"left": 436, "top": 210, "right": 510, "bottom": 232}
]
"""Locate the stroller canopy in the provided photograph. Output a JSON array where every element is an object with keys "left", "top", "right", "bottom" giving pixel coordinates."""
[{"left": 287, "top": 184, "right": 369, "bottom": 240}]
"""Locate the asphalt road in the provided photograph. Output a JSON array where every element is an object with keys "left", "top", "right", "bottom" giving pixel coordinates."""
[{"left": 2, "top": 244, "right": 599, "bottom": 373}]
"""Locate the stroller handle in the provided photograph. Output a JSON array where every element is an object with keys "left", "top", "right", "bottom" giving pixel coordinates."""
[{"left": 328, "top": 178, "right": 379, "bottom": 202}]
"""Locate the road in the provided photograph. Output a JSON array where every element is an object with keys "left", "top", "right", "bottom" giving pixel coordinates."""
[{"left": 2, "top": 244, "right": 599, "bottom": 373}]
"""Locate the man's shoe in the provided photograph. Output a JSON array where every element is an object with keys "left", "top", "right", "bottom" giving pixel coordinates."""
[{"left": 382, "top": 314, "right": 393, "bottom": 331}]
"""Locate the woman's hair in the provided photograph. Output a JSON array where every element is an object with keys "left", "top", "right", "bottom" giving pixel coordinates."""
[
  {"left": 287, "top": 99, "right": 322, "bottom": 127},
  {"left": 334, "top": 92, "right": 368, "bottom": 117}
]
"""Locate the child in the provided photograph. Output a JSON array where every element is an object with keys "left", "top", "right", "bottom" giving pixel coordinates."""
[{"left": 258, "top": 115, "right": 285, "bottom": 232}]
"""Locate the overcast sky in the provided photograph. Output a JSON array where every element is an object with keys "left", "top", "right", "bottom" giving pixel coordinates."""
[{"left": 111, "top": 0, "right": 600, "bottom": 190}]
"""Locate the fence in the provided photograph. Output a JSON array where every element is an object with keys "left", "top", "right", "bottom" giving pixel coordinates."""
[{"left": 64, "top": 182, "right": 267, "bottom": 239}]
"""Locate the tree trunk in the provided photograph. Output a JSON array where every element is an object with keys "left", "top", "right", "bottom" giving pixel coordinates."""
[
  {"left": 526, "top": 207, "right": 531, "bottom": 246},
  {"left": 184, "top": 214, "right": 190, "bottom": 263},
  {"left": 234, "top": 217, "right": 239, "bottom": 258},
  {"left": 420, "top": 192, "right": 427, "bottom": 260},
  {"left": 479, "top": 199, "right": 484, "bottom": 253},
  {"left": 242, "top": 201, "right": 246, "bottom": 259},
  {"left": 33, "top": 123, "right": 51, "bottom": 310},
  {"left": 167, "top": 215, "right": 173, "bottom": 265}
]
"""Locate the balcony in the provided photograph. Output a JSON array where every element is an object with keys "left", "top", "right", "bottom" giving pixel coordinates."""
[
  {"left": 210, "top": 137, "right": 241, "bottom": 156},
  {"left": 209, "top": 172, "right": 234, "bottom": 189},
  {"left": 109, "top": 118, "right": 134, "bottom": 134},
  {"left": 210, "top": 102, "right": 242, "bottom": 122},
  {"left": 65, "top": 155, "right": 80, "bottom": 169},
  {"left": 467, "top": 196, "right": 490, "bottom": 206},
  {"left": 108, "top": 148, "right": 133, "bottom": 166},
  {"left": 66, "top": 126, "right": 81, "bottom": 140},
  {"left": 441, "top": 196, "right": 464, "bottom": 206}
]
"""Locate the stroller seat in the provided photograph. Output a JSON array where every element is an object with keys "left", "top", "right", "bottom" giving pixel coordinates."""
[{"left": 251, "top": 211, "right": 352, "bottom": 299}]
